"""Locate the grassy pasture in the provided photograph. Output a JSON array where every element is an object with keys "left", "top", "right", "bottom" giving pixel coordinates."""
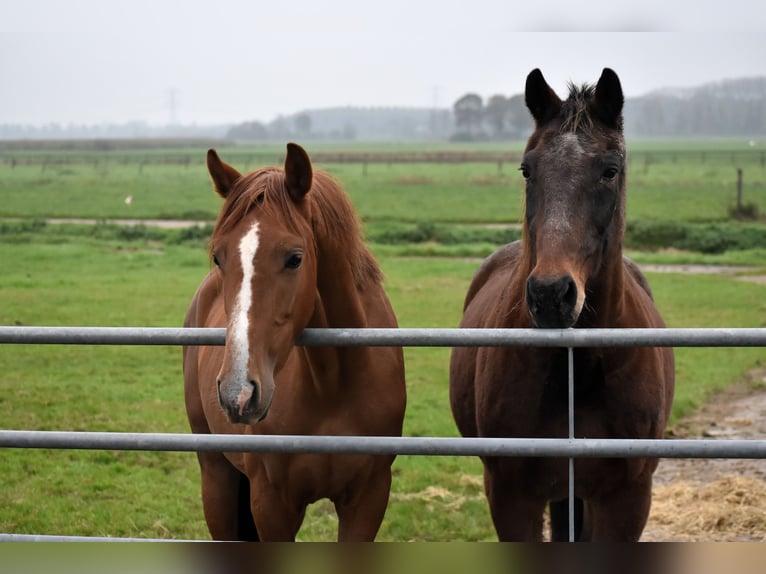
[
  {"left": 0, "top": 239, "right": 764, "bottom": 540},
  {"left": 1, "top": 139, "right": 765, "bottom": 540},
  {"left": 1, "top": 139, "right": 765, "bottom": 224}
]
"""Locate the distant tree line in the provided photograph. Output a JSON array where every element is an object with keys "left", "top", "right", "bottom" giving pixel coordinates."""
[
  {"left": 451, "top": 93, "right": 532, "bottom": 141},
  {"left": 2, "top": 77, "right": 764, "bottom": 142},
  {"left": 451, "top": 77, "right": 766, "bottom": 140},
  {"left": 623, "top": 77, "right": 766, "bottom": 136},
  {"left": 224, "top": 77, "right": 766, "bottom": 142},
  {"left": 226, "top": 107, "right": 454, "bottom": 142}
]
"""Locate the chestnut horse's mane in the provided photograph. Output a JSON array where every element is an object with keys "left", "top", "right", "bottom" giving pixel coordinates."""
[{"left": 210, "top": 167, "right": 382, "bottom": 288}]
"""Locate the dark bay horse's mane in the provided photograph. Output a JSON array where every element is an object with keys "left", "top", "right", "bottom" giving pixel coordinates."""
[
  {"left": 210, "top": 167, "right": 382, "bottom": 288},
  {"left": 559, "top": 82, "right": 624, "bottom": 134}
]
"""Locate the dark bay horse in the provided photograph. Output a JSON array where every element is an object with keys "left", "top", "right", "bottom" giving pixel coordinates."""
[
  {"left": 449, "top": 69, "right": 675, "bottom": 541},
  {"left": 183, "top": 143, "right": 406, "bottom": 541}
]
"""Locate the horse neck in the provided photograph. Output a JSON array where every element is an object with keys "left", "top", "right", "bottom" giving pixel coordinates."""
[
  {"left": 303, "top": 185, "right": 373, "bottom": 330},
  {"left": 301, "top": 239, "right": 374, "bottom": 396},
  {"left": 313, "top": 243, "right": 371, "bottom": 328},
  {"left": 578, "top": 239, "right": 627, "bottom": 327}
]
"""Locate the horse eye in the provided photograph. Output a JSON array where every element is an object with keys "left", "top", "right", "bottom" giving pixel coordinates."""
[
  {"left": 519, "top": 165, "right": 531, "bottom": 180},
  {"left": 285, "top": 253, "right": 302, "bottom": 270},
  {"left": 212, "top": 253, "right": 221, "bottom": 267},
  {"left": 601, "top": 167, "right": 619, "bottom": 181}
]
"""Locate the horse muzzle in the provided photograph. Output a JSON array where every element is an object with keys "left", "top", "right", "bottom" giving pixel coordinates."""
[
  {"left": 526, "top": 274, "right": 583, "bottom": 329},
  {"left": 216, "top": 376, "right": 274, "bottom": 425}
]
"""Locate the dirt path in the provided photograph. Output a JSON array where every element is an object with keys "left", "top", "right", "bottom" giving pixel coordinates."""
[
  {"left": 642, "top": 368, "right": 766, "bottom": 541},
  {"left": 640, "top": 263, "right": 766, "bottom": 286}
]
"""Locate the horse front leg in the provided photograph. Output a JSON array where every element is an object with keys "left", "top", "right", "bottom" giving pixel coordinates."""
[
  {"left": 334, "top": 465, "right": 393, "bottom": 541},
  {"left": 483, "top": 458, "right": 548, "bottom": 541},
  {"left": 197, "top": 451, "right": 248, "bottom": 541},
  {"left": 247, "top": 477, "right": 306, "bottom": 541},
  {"left": 584, "top": 473, "right": 654, "bottom": 541}
]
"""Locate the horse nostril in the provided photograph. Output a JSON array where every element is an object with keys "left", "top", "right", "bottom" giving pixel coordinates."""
[
  {"left": 526, "top": 274, "right": 579, "bottom": 328},
  {"left": 558, "top": 276, "right": 578, "bottom": 308},
  {"left": 249, "top": 380, "right": 258, "bottom": 403},
  {"left": 525, "top": 276, "right": 541, "bottom": 313}
]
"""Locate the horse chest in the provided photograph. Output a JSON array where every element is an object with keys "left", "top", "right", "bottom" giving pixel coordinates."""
[
  {"left": 481, "top": 348, "right": 651, "bottom": 439},
  {"left": 541, "top": 349, "right": 605, "bottom": 408},
  {"left": 253, "top": 452, "right": 368, "bottom": 502}
]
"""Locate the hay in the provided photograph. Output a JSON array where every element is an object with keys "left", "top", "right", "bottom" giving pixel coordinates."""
[{"left": 648, "top": 476, "right": 766, "bottom": 541}]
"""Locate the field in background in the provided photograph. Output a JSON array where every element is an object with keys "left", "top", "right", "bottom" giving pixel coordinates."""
[
  {"left": 0, "top": 139, "right": 765, "bottom": 540},
  {"left": 1, "top": 138, "right": 765, "bottom": 223}
]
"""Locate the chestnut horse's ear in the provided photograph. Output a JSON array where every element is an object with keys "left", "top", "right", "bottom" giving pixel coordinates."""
[
  {"left": 525, "top": 68, "right": 562, "bottom": 126},
  {"left": 207, "top": 149, "right": 241, "bottom": 198},
  {"left": 591, "top": 68, "right": 624, "bottom": 128},
  {"left": 284, "top": 142, "right": 313, "bottom": 202}
]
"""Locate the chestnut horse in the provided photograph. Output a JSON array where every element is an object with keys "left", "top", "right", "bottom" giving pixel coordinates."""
[
  {"left": 183, "top": 143, "right": 406, "bottom": 541},
  {"left": 449, "top": 69, "right": 675, "bottom": 541}
]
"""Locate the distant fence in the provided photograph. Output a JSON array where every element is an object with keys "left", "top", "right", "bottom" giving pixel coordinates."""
[
  {"left": 2, "top": 325, "right": 766, "bottom": 542},
  {"left": 2, "top": 149, "right": 765, "bottom": 171}
]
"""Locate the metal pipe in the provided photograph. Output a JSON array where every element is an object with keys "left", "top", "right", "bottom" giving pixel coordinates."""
[
  {"left": 0, "top": 533, "right": 200, "bottom": 543},
  {"left": 2, "top": 430, "right": 766, "bottom": 458},
  {"left": 2, "top": 326, "right": 766, "bottom": 347},
  {"left": 567, "top": 347, "right": 575, "bottom": 542}
]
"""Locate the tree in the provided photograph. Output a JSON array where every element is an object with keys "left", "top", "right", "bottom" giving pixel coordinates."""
[
  {"left": 453, "top": 93, "right": 484, "bottom": 138},
  {"left": 226, "top": 120, "right": 270, "bottom": 141},
  {"left": 294, "top": 113, "right": 312, "bottom": 135},
  {"left": 484, "top": 94, "right": 510, "bottom": 138},
  {"left": 506, "top": 94, "right": 533, "bottom": 138}
]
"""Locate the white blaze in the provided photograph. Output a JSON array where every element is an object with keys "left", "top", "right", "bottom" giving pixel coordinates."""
[{"left": 229, "top": 221, "right": 260, "bottom": 384}]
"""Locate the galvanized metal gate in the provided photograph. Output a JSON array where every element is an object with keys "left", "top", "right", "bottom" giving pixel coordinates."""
[{"left": 2, "top": 325, "right": 766, "bottom": 542}]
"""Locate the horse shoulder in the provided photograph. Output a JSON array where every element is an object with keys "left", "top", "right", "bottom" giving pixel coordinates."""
[
  {"left": 184, "top": 269, "right": 223, "bottom": 329},
  {"left": 614, "top": 259, "right": 676, "bottom": 431},
  {"left": 619, "top": 258, "right": 670, "bottom": 331},
  {"left": 183, "top": 270, "right": 225, "bottom": 435},
  {"left": 463, "top": 241, "right": 522, "bottom": 313},
  {"left": 356, "top": 285, "right": 407, "bottom": 429},
  {"left": 450, "top": 242, "right": 523, "bottom": 438},
  {"left": 622, "top": 255, "right": 654, "bottom": 300}
]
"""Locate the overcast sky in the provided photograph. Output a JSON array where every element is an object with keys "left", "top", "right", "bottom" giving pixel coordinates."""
[{"left": 1, "top": 0, "right": 765, "bottom": 126}]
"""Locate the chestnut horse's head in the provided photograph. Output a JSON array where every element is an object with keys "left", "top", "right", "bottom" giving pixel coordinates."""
[
  {"left": 207, "top": 143, "right": 318, "bottom": 424},
  {"left": 521, "top": 68, "right": 626, "bottom": 328}
]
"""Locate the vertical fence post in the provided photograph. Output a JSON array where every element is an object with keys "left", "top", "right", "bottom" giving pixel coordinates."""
[
  {"left": 736, "top": 168, "right": 743, "bottom": 212},
  {"left": 568, "top": 346, "right": 575, "bottom": 542}
]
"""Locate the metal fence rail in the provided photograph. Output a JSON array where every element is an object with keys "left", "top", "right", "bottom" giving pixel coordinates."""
[
  {"left": 2, "top": 324, "right": 766, "bottom": 542},
  {"left": 2, "top": 325, "right": 766, "bottom": 347},
  {"left": 2, "top": 430, "right": 766, "bottom": 459}
]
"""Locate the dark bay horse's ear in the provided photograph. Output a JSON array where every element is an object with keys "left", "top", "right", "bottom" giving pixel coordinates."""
[
  {"left": 591, "top": 68, "right": 624, "bottom": 128},
  {"left": 525, "top": 68, "right": 562, "bottom": 126},
  {"left": 207, "top": 149, "right": 241, "bottom": 198},
  {"left": 284, "top": 142, "right": 313, "bottom": 202}
]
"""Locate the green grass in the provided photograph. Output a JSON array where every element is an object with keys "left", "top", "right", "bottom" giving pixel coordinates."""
[
  {"left": 2, "top": 140, "right": 765, "bottom": 224},
  {"left": 0, "top": 240, "right": 764, "bottom": 541},
  {"left": 1, "top": 140, "right": 765, "bottom": 540},
  {"left": 0, "top": 163, "right": 220, "bottom": 220}
]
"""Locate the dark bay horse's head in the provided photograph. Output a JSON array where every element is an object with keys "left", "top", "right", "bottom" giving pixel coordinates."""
[
  {"left": 521, "top": 68, "right": 626, "bottom": 328},
  {"left": 207, "top": 143, "right": 318, "bottom": 424}
]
